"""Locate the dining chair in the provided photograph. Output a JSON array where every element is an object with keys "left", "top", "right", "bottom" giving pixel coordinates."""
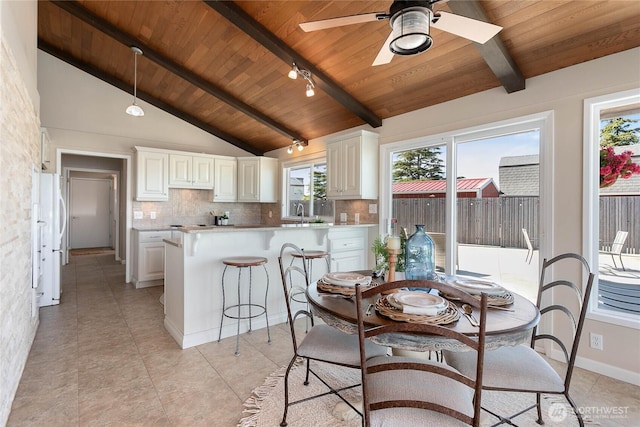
[
  {"left": 277, "top": 243, "right": 388, "bottom": 427},
  {"left": 600, "top": 230, "right": 628, "bottom": 270},
  {"left": 444, "top": 253, "right": 595, "bottom": 427},
  {"left": 522, "top": 228, "right": 534, "bottom": 264},
  {"left": 354, "top": 279, "right": 488, "bottom": 427}
]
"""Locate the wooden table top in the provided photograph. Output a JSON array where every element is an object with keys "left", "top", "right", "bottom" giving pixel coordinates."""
[{"left": 306, "top": 276, "right": 540, "bottom": 352}]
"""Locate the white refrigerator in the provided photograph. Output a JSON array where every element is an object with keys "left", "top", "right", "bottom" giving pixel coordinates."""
[{"left": 38, "top": 173, "right": 66, "bottom": 307}]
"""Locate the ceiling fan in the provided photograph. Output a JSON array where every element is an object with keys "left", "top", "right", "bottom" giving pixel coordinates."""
[{"left": 299, "top": 0, "right": 502, "bottom": 66}]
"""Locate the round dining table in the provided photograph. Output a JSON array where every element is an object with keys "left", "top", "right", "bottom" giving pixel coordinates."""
[{"left": 306, "top": 276, "right": 540, "bottom": 352}]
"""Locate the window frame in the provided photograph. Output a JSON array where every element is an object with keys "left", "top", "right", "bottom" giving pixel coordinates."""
[
  {"left": 583, "top": 88, "right": 640, "bottom": 330},
  {"left": 281, "top": 152, "right": 333, "bottom": 221}
]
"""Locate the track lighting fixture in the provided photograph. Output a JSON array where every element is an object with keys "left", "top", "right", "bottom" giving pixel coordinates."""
[
  {"left": 287, "top": 139, "right": 305, "bottom": 154},
  {"left": 125, "top": 46, "right": 144, "bottom": 117},
  {"left": 287, "top": 62, "right": 315, "bottom": 97}
]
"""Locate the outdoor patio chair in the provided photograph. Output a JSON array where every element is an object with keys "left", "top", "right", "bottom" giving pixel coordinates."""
[
  {"left": 600, "top": 230, "right": 629, "bottom": 271},
  {"left": 444, "top": 253, "right": 595, "bottom": 427},
  {"left": 355, "top": 279, "right": 488, "bottom": 427},
  {"left": 522, "top": 228, "right": 534, "bottom": 264},
  {"left": 277, "top": 243, "right": 387, "bottom": 426}
]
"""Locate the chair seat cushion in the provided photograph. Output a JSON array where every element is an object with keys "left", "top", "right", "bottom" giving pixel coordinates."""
[
  {"left": 297, "top": 324, "right": 387, "bottom": 366},
  {"left": 443, "top": 345, "right": 565, "bottom": 393},
  {"left": 366, "top": 355, "right": 474, "bottom": 426}
]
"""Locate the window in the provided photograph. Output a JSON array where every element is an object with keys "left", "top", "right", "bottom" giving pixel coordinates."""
[
  {"left": 381, "top": 112, "right": 552, "bottom": 302},
  {"left": 283, "top": 157, "right": 334, "bottom": 220},
  {"left": 583, "top": 89, "right": 640, "bottom": 329}
]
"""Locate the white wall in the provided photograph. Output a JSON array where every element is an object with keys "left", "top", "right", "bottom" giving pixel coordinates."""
[
  {"left": 270, "top": 48, "right": 640, "bottom": 382},
  {"left": 0, "top": 1, "right": 41, "bottom": 424}
]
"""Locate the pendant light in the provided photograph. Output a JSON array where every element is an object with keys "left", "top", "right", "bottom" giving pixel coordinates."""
[{"left": 125, "top": 46, "right": 144, "bottom": 117}]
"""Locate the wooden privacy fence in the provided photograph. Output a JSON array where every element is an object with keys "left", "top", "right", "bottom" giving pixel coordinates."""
[{"left": 392, "top": 196, "right": 639, "bottom": 254}]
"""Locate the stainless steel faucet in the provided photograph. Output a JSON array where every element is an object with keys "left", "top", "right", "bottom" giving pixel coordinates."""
[{"left": 296, "top": 203, "right": 305, "bottom": 224}]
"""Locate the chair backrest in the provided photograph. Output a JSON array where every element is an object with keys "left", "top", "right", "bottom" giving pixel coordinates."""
[
  {"left": 278, "top": 243, "right": 311, "bottom": 352},
  {"left": 610, "top": 231, "right": 629, "bottom": 254},
  {"left": 522, "top": 228, "right": 533, "bottom": 251},
  {"left": 355, "top": 279, "right": 487, "bottom": 427},
  {"left": 533, "top": 253, "right": 595, "bottom": 391}
]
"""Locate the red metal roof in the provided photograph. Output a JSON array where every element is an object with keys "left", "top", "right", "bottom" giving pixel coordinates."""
[{"left": 392, "top": 178, "right": 492, "bottom": 193}]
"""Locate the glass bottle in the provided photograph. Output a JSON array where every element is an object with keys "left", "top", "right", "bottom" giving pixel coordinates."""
[{"left": 404, "top": 225, "right": 436, "bottom": 281}]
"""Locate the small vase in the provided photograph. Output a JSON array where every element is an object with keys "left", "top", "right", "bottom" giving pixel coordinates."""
[
  {"left": 404, "top": 225, "right": 437, "bottom": 281},
  {"left": 221, "top": 219, "right": 228, "bottom": 225}
]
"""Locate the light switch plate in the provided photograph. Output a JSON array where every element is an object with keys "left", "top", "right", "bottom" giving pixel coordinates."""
[
  {"left": 150, "top": 211, "right": 156, "bottom": 219},
  {"left": 134, "top": 211, "right": 143, "bottom": 219},
  {"left": 369, "top": 204, "right": 377, "bottom": 214}
]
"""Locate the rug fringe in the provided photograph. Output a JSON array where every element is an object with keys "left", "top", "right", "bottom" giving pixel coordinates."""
[{"left": 238, "top": 359, "right": 303, "bottom": 427}]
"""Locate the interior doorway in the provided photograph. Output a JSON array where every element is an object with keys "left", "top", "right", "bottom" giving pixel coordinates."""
[{"left": 69, "top": 175, "right": 113, "bottom": 249}]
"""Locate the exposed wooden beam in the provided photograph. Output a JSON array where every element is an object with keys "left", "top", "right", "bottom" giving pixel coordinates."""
[
  {"left": 446, "top": 0, "right": 525, "bottom": 93},
  {"left": 204, "top": 0, "right": 383, "bottom": 128},
  {"left": 38, "top": 39, "right": 263, "bottom": 155},
  {"left": 50, "top": 0, "right": 306, "bottom": 147}
]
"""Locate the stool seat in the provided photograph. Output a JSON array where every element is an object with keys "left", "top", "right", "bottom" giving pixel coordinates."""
[
  {"left": 222, "top": 256, "right": 268, "bottom": 267},
  {"left": 292, "top": 250, "right": 328, "bottom": 260}
]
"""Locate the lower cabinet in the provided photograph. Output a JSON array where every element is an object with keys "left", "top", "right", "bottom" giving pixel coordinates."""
[
  {"left": 328, "top": 228, "right": 367, "bottom": 272},
  {"left": 132, "top": 230, "right": 171, "bottom": 288}
]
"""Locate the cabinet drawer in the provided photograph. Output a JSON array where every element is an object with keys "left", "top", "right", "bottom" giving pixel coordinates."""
[
  {"left": 329, "top": 237, "right": 365, "bottom": 253},
  {"left": 138, "top": 231, "right": 172, "bottom": 243}
]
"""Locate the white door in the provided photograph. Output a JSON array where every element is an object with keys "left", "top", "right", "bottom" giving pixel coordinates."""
[{"left": 69, "top": 178, "right": 112, "bottom": 249}]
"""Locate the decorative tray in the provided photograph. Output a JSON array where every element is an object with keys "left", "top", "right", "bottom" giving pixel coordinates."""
[{"left": 374, "top": 297, "right": 460, "bottom": 325}]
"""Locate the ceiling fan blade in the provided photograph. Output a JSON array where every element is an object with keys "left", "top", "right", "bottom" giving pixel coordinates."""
[
  {"left": 299, "top": 12, "right": 385, "bottom": 32},
  {"left": 372, "top": 32, "right": 395, "bottom": 66},
  {"left": 432, "top": 11, "right": 502, "bottom": 44}
]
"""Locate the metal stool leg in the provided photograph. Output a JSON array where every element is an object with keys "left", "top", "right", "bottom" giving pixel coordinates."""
[
  {"left": 218, "top": 265, "right": 229, "bottom": 343},
  {"left": 262, "top": 263, "right": 271, "bottom": 343},
  {"left": 235, "top": 266, "right": 242, "bottom": 355}
]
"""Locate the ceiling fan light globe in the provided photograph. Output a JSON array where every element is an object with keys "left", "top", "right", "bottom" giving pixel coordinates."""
[
  {"left": 126, "top": 103, "right": 144, "bottom": 117},
  {"left": 297, "top": 143, "right": 304, "bottom": 152},
  {"left": 288, "top": 68, "right": 298, "bottom": 79},
  {"left": 306, "top": 83, "right": 315, "bottom": 97},
  {"left": 287, "top": 145, "right": 294, "bottom": 154},
  {"left": 390, "top": 8, "right": 432, "bottom": 55}
]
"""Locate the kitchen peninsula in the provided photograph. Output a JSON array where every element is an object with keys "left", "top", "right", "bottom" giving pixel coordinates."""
[{"left": 163, "top": 223, "right": 377, "bottom": 348}]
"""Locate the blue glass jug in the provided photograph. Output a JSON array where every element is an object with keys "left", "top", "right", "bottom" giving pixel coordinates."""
[{"left": 404, "top": 225, "right": 437, "bottom": 281}]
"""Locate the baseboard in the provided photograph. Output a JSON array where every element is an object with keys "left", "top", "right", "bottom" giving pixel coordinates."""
[{"left": 548, "top": 348, "right": 640, "bottom": 386}]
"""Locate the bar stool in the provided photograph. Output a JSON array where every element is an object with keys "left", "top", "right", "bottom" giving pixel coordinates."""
[{"left": 218, "top": 256, "right": 271, "bottom": 355}]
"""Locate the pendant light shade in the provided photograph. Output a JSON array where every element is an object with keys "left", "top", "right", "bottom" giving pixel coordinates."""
[
  {"left": 126, "top": 46, "right": 144, "bottom": 117},
  {"left": 389, "top": 7, "right": 433, "bottom": 55}
]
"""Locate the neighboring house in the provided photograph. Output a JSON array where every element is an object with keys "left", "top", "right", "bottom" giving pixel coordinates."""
[
  {"left": 392, "top": 178, "right": 500, "bottom": 199},
  {"left": 289, "top": 177, "right": 305, "bottom": 200},
  {"left": 499, "top": 155, "right": 540, "bottom": 196}
]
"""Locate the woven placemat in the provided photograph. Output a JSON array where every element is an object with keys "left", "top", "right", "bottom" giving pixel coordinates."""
[
  {"left": 317, "top": 280, "right": 374, "bottom": 296},
  {"left": 374, "top": 297, "right": 460, "bottom": 325},
  {"left": 441, "top": 290, "right": 515, "bottom": 307}
]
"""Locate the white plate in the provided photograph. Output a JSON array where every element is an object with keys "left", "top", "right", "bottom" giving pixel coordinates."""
[
  {"left": 387, "top": 292, "right": 447, "bottom": 315},
  {"left": 449, "top": 278, "right": 505, "bottom": 296},
  {"left": 322, "top": 272, "right": 371, "bottom": 287}
]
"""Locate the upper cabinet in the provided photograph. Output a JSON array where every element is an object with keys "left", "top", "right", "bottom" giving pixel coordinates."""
[
  {"left": 135, "top": 147, "right": 169, "bottom": 201},
  {"left": 237, "top": 157, "right": 278, "bottom": 203},
  {"left": 213, "top": 156, "right": 237, "bottom": 202},
  {"left": 326, "top": 130, "right": 379, "bottom": 199},
  {"left": 169, "top": 153, "right": 214, "bottom": 189}
]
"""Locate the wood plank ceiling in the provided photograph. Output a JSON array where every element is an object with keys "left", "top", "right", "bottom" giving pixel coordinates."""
[{"left": 38, "top": 1, "right": 640, "bottom": 155}]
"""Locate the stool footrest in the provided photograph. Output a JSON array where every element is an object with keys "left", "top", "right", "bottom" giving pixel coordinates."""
[{"left": 223, "top": 304, "right": 267, "bottom": 320}]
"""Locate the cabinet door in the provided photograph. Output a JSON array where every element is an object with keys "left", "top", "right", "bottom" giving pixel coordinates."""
[
  {"left": 330, "top": 251, "right": 365, "bottom": 272},
  {"left": 139, "top": 243, "right": 165, "bottom": 281},
  {"left": 169, "top": 154, "right": 192, "bottom": 187},
  {"left": 237, "top": 158, "right": 259, "bottom": 201},
  {"left": 326, "top": 142, "right": 343, "bottom": 197},
  {"left": 214, "top": 158, "right": 237, "bottom": 201},
  {"left": 340, "top": 137, "right": 362, "bottom": 197},
  {"left": 192, "top": 155, "right": 214, "bottom": 189},
  {"left": 136, "top": 151, "right": 169, "bottom": 201}
]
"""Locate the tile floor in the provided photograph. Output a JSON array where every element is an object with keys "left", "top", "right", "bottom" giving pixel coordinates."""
[{"left": 7, "top": 253, "right": 640, "bottom": 426}]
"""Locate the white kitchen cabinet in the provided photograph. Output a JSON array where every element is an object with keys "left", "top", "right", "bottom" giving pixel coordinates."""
[
  {"left": 169, "top": 153, "right": 214, "bottom": 189},
  {"left": 328, "top": 228, "right": 367, "bottom": 272},
  {"left": 135, "top": 147, "right": 169, "bottom": 201},
  {"left": 132, "top": 230, "right": 172, "bottom": 288},
  {"left": 237, "top": 157, "right": 278, "bottom": 202},
  {"left": 213, "top": 156, "right": 237, "bottom": 202},
  {"left": 326, "top": 130, "right": 378, "bottom": 199}
]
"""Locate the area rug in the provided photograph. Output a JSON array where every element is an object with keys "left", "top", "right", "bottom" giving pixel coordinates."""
[{"left": 238, "top": 359, "right": 597, "bottom": 426}]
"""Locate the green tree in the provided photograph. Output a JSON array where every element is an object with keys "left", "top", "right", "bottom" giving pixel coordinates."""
[
  {"left": 392, "top": 147, "right": 445, "bottom": 181},
  {"left": 313, "top": 169, "right": 326, "bottom": 199},
  {"left": 600, "top": 117, "right": 639, "bottom": 147}
]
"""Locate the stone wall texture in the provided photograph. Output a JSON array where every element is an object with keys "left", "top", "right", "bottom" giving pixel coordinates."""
[{"left": 0, "top": 36, "right": 41, "bottom": 425}]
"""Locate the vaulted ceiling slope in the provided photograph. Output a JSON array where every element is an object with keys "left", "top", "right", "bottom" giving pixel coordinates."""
[{"left": 38, "top": 1, "right": 640, "bottom": 155}]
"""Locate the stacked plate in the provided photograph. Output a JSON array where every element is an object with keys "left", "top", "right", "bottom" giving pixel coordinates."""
[
  {"left": 318, "top": 272, "right": 372, "bottom": 296},
  {"left": 386, "top": 291, "right": 448, "bottom": 316},
  {"left": 446, "top": 277, "right": 506, "bottom": 296}
]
